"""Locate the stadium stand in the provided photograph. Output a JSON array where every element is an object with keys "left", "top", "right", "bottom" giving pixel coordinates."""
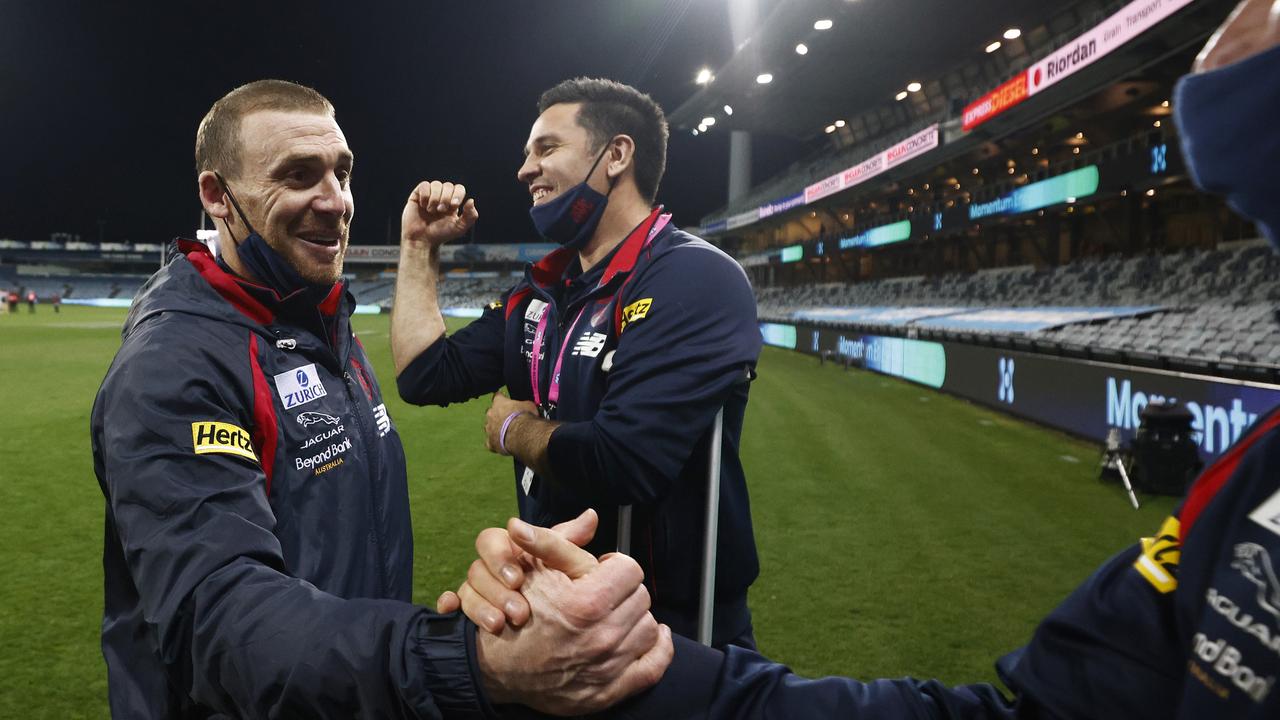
[{"left": 756, "top": 240, "right": 1280, "bottom": 368}]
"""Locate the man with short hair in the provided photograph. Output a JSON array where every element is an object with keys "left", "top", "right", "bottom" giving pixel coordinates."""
[
  {"left": 392, "top": 77, "right": 763, "bottom": 649},
  {"left": 91, "top": 78, "right": 670, "bottom": 718}
]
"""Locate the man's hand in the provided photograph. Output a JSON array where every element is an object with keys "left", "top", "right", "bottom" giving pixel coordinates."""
[
  {"left": 485, "top": 392, "right": 540, "bottom": 455},
  {"left": 437, "top": 509, "right": 599, "bottom": 631},
  {"left": 1194, "top": 0, "right": 1280, "bottom": 72},
  {"left": 473, "top": 516, "right": 673, "bottom": 715},
  {"left": 401, "top": 180, "right": 478, "bottom": 248}
]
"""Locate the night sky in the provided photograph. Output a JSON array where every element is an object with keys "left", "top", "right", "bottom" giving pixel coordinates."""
[{"left": 2, "top": 0, "right": 805, "bottom": 247}]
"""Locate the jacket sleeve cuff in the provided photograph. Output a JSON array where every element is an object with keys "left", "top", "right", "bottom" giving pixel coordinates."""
[
  {"left": 396, "top": 339, "right": 447, "bottom": 405},
  {"left": 609, "top": 634, "right": 720, "bottom": 718},
  {"left": 404, "top": 612, "right": 501, "bottom": 719}
]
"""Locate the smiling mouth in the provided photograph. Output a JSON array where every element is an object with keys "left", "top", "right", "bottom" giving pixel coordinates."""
[
  {"left": 297, "top": 233, "right": 342, "bottom": 247},
  {"left": 531, "top": 187, "right": 553, "bottom": 203}
]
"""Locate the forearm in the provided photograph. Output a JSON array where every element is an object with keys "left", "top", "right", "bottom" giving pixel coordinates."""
[
  {"left": 391, "top": 241, "right": 447, "bottom": 375},
  {"left": 503, "top": 412, "right": 559, "bottom": 480}
]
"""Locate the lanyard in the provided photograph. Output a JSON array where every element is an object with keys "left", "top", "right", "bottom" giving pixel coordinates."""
[{"left": 528, "top": 214, "right": 671, "bottom": 411}]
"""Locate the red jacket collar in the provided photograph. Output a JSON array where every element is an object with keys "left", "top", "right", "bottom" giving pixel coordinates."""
[
  {"left": 526, "top": 207, "right": 666, "bottom": 290},
  {"left": 177, "top": 239, "right": 346, "bottom": 324}
]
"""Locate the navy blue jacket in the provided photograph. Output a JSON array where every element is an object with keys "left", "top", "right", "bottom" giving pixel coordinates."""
[
  {"left": 398, "top": 211, "right": 763, "bottom": 646},
  {"left": 92, "top": 241, "right": 493, "bottom": 718},
  {"left": 619, "top": 409, "right": 1280, "bottom": 718}
]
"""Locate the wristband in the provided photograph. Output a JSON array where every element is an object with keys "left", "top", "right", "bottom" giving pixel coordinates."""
[{"left": 499, "top": 411, "right": 526, "bottom": 456}]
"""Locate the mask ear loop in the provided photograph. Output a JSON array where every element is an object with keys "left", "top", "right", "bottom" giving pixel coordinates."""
[
  {"left": 586, "top": 138, "right": 621, "bottom": 198},
  {"left": 211, "top": 171, "right": 261, "bottom": 242}
]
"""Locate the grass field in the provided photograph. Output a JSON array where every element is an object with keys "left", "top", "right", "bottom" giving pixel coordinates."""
[{"left": 0, "top": 305, "right": 1177, "bottom": 717}]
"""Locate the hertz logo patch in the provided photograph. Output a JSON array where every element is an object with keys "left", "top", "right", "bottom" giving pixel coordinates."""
[
  {"left": 621, "top": 298, "right": 653, "bottom": 332},
  {"left": 191, "top": 421, "right": 258, "bottom": 462},
  {"left": 1134, "top": 515, "right": 1181, "bottom": 593}
]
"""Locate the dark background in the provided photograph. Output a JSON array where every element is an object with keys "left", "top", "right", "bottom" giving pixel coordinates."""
[{"left": 0, "top": 0, "right": 811, "bottom": 247}]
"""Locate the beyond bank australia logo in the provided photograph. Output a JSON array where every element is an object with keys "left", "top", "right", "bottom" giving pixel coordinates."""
[{"left": 997, "top": 357, "right": 1015, "bottom": 404}]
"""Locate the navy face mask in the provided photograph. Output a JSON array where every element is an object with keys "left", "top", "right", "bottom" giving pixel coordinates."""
[
  {"left": 529, "top": 143, "right": 612, "bottom": 250},
  {"left": 1175, "top": 42, "right": 1280, "bottom": 248},
  {"left": 213, "top": 172, "right": 316, "bottom": 297}
]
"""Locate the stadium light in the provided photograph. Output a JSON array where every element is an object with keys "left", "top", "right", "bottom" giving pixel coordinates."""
[
  {"left": 972, "top": 167, "right": 980, "bottom": 175},
  {"left": 756, "top": 73, "right": 773, "bottom": 84},
  {"left": 1161, "top": 100, "right": 1170, "bottom": 108},
  {"left": 895, "top": 90, "right": 908, "bottom": 101},
  {"left": 834, "top": 119, "right": 845, "bottom": 128},
  {"left": 692, "top": 129, "right": 700, "bottom": 136},
  {"left": 906, "top": 81, "right": 922, "bottom": 93},
  {"left": 723, "top": 104, "right": 733, "bottom": 115},
  {"left": 1003, "top": 28, "right": 1021, "bottom": 40},
  {"left": 695, "top": 68, "right": 714, "bottom": 85},
  {"left": 702, "top": 116, "right": 716, "bottom": 127},
  {"left": 985, "top": 41, "right": 1002, "bottom": 53},
  {"left": 825, "top": 124, "right": 836, "bottom": 134},
  {"left": 1031, "top": 147, "right": 1039, "bottom": 155},
  {"left": 814, "top": 18, "right": 833, "bottom": 30},
  {"left": 1146, "top": 189, "right": 1156, "bottom": 197},
  {"left": 795, "top": 43, "right": 809, "bottom": 55},
  {"left": 697, "top": 123, "right": 708, "bottom": 132},
  {"left": 1073, "top": 147, "right": 1081, "bottom": 155},
  {"left": 1153, "top": 120, "right": 1161, "bottom": 128}
]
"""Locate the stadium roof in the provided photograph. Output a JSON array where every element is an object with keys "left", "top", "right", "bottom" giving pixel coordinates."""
[{"left": 669, "top": 0, "right": 1082, "bottom": 140}]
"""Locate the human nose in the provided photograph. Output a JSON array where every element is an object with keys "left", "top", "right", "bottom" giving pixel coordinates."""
[
  {"left": 313, "top": 172, "right": 347, "bottom": 216},
  {"left": 516, "top": 154, "right": 539, "bottom": 186}
]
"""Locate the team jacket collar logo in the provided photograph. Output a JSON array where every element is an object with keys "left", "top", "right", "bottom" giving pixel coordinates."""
[{"left": 274, "top": 363, "right": 328, "bottom": 410}]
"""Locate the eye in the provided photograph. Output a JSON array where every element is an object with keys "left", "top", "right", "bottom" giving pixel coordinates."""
[{"left": 335, "top": 169, "right": 352, "bottom": 187}]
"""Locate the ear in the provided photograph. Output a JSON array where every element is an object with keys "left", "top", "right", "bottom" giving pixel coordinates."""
[
  {"left": 605, "top": 134, "right": 637, "bottom": 181},
  {"left": 197, "top": 171, "right": 232, "bottom": 222}
]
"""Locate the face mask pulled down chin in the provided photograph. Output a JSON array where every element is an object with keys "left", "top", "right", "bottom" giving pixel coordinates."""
[
  {"left": 529, "top": 145, "right": 612, "bottom": 251},
  {"left": 1176, "top": 42, "right": 1280, "bottom": 248},
  {"left": 213, "top": 172, "right": 325, "bottom": 297}
]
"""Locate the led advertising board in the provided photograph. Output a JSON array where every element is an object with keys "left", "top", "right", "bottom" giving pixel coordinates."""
[
  {"left": 838, "top": 220, "right": 912, "bottom": 250},
  {"left": 1026, "top": 0, "right": 1196, "bottom": 97},
  {"left": 776, "top": 323, "right": 1280, "bottom": 462},
  {"left": 968, "top": 166, "right": 1100, "bottom": 220},
  {"left": 780, "top": 245, "right": 804, "bottom": 263},
  {"left": 962, "top": 73, "right": 1029, "bottom": 132}
]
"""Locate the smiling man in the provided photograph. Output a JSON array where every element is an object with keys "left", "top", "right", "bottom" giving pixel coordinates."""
[
  {"left": 91, "top": 79, "right": 670, "bottom": 718},
  {"left": 392, "top": 77, "right": 763, "bottom": 649}
]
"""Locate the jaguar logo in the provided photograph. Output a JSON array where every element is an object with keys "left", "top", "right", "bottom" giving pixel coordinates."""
[
  {"left": 1232, "top": 543, "right": 1280, "bottom": 621},
  {"left": 296, "top": 411, "right": 340, "bottom": 428}
]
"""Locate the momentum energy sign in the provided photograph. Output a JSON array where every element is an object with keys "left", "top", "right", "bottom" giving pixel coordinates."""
[
  {"left": 838, "top": 220, "right": 912, "bottom": 250},
  {"left": 969, "top": 165, "right": 1100, "bottom": 220},
  {"left": 803, "top": 124, "right": 939, "bottom": 204},
  {"left": 1027, "top": 0, "right": 1195, "bottom": 96}
]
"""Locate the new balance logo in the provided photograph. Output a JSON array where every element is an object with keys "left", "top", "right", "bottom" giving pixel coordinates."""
[
  {"left": 372, "top": 403, "right": 392, "bottom": 438},
  {"left": 572, "top": 332, "right": 608, "bottom": 358},
  {"left": 998, "top": 357, "right": 1015, "bottom": 404}
]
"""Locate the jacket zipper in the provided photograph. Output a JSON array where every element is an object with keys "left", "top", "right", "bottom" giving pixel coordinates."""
[{"left": 343, "top": 369, "right": 390, "bottom": 597}]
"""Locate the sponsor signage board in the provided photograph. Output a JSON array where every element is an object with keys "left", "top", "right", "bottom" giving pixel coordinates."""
[
  {"left": 759, "top": 193, "right": 805, "bottom": 219},
  {"left": 343, "top": 244, "right": 558, "bottom": 264},
  {"left": 726, "top": 209, "right": 761, "bottom": 230},
  {"left": 1027, "top": 0, "right": 1196, "bottom": 97},
  {"left": 962, "top": 73, "right": 1029, "bottom": 132},
  {"left": 780, "top": 245, "right": 804, "bottom": 263},
  {"left": 969, "top": 165, "right": 1100, "bottom": 221},
  {"left": 771, "top": 322, "right": 1280, "bottom": 462}
]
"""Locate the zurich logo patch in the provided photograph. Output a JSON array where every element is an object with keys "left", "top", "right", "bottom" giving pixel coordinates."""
[{"left": 274, "top": 363, "right": 328, "bottom": 410}]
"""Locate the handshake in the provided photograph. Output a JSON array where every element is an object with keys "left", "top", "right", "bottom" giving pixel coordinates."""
[{"left": 442, "top": 510, "right": 675, "bottom": 715}]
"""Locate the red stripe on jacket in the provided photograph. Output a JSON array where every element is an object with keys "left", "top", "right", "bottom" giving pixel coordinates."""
[
  {"left": 247, "top": 334, "right": 279, "bottom": 496},
  {"left": 1181, "top": 409, "right": 1280, "bottom": 534}
]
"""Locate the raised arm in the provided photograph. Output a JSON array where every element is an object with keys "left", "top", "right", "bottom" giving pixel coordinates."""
[{"left": 391, "top": 180, "right": 477, "bottom": 375}]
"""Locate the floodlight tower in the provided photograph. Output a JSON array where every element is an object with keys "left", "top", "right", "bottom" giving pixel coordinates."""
[{"left": 727, "top": 0, "right": 757, "bottom": 204}]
